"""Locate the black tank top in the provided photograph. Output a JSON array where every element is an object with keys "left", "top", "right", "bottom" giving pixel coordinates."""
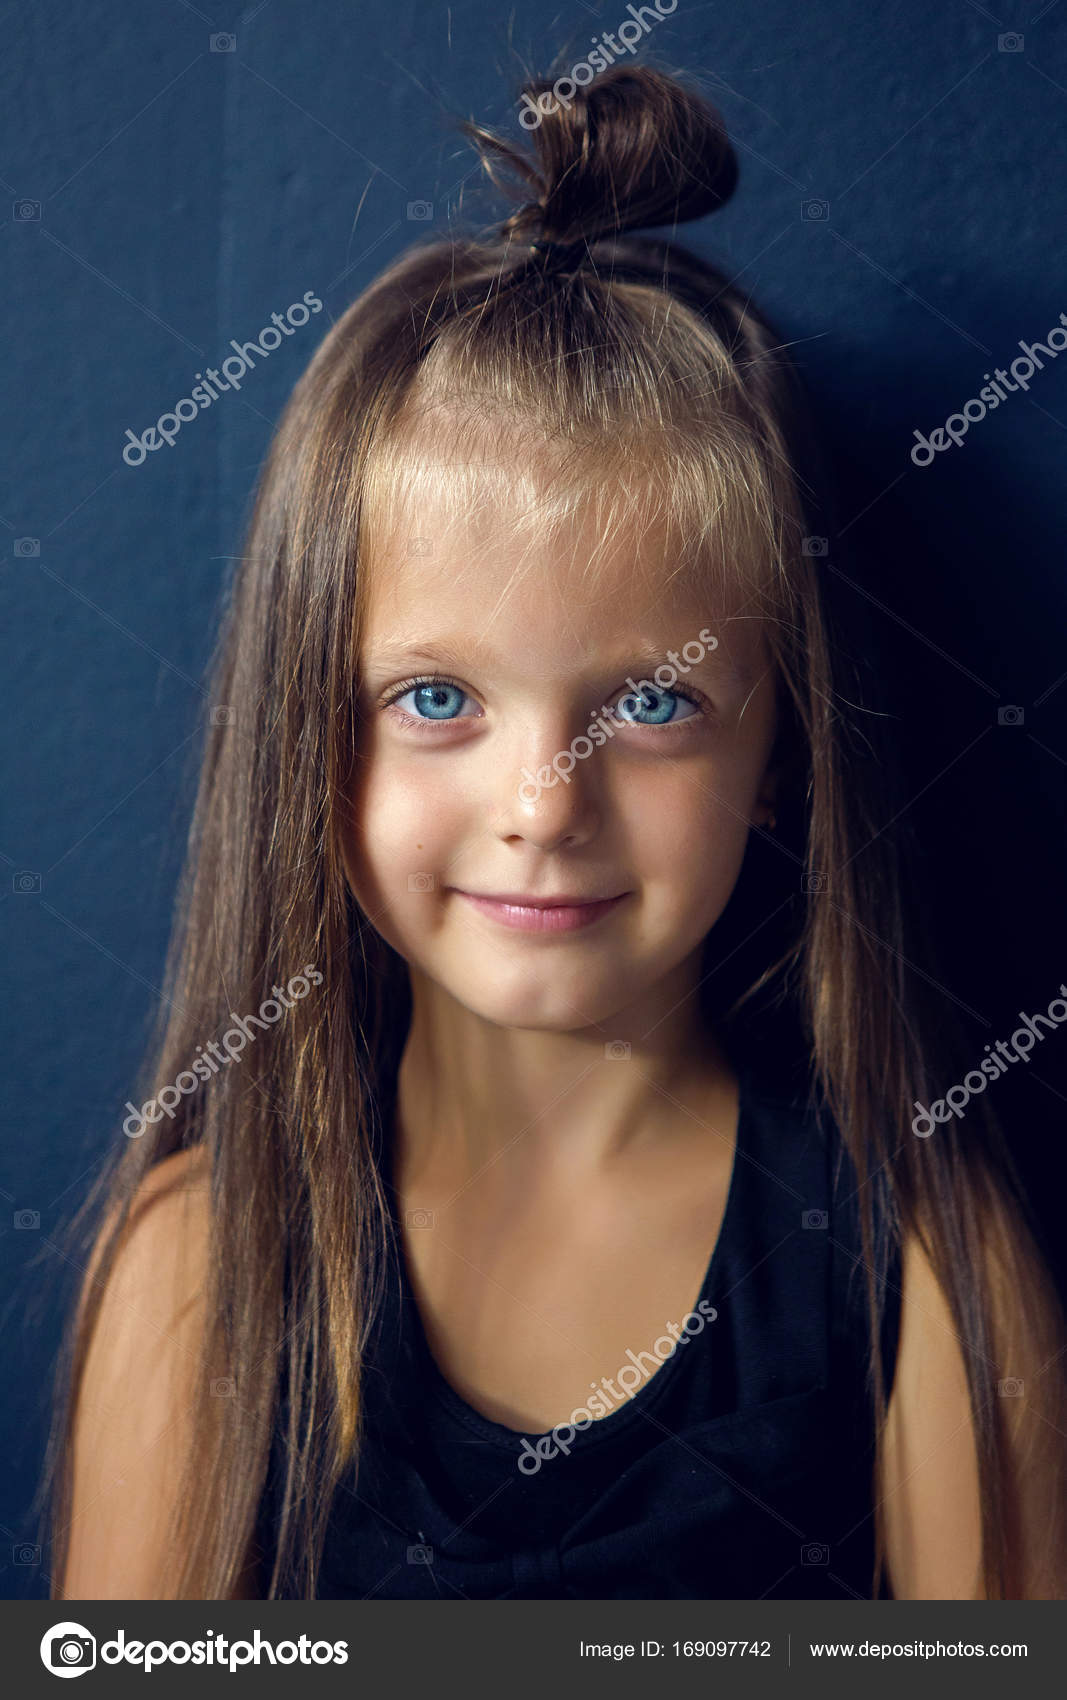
[{"left": 256, "top": 1058, "right": 902, "bottom": 1599}]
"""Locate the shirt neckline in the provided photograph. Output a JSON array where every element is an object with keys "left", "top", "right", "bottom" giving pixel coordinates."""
[{"left": 380, "top": 1058, "right": 753, "bottom": 1451}]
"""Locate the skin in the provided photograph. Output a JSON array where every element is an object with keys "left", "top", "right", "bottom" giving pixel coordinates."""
[{"left": 343, "top": 490, "right": 779, "bottom": 1184}]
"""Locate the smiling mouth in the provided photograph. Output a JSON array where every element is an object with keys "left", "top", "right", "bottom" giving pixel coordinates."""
[{"left": 450, "top": 889, "right": 630, "bottom": 933}]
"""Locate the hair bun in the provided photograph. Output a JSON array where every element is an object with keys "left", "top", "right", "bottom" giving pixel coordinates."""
[{"left": 460, "top": 65, "right": 738, "bottom": 252}]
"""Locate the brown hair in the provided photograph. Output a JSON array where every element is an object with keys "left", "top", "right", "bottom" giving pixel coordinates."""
[{"left": 42, "top": 62, "right": 1067, "bottom": 1599}]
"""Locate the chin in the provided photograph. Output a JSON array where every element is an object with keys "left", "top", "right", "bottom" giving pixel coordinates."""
[{"left": 432, "top": 972, "right": 626, "bottom": 1033}]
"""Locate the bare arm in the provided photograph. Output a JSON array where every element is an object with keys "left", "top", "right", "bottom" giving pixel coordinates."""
[
  {"left": 880, "top": 1208, "right": 1067, "bottom": 1600},
  {"left": 879, "top": 1229, "right": 984, "bottom": 1598},
  {"left": 58, "top": 1147, "right": 247, "bottom": 1599}
]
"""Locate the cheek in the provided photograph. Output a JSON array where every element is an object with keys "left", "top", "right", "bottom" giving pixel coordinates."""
[
  {"left": 348, "top": 746, "right": 459, "bottom": 884},
  {"left": 621, "top": 747, "right": 758, "bottom": 845},
  {"left": 618, "top": 754, "right": 758, "bottom": 909}
]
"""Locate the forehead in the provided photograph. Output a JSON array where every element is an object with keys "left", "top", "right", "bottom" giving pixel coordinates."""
[{"left": 357, "top": 441, "right": 767, "bottom": 669}]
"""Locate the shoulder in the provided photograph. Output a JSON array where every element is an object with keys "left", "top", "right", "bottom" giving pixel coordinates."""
[
  {"left": 75, "top": 1145, "right": 213, "bottom": 1350},
  {"left": 879, "top": 1225, "right": 983, "bottom": 1599},
  {"left": 59, "top": 1146, "right": 215, "bottom": 1599}
]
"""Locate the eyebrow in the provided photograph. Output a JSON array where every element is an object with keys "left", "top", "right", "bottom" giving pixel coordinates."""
[
  {"left": 365, "top": 638, "right": 504, "bottom": 668},
  {"left": 362, "top": 636, "right": 735, "bottom": 674}
]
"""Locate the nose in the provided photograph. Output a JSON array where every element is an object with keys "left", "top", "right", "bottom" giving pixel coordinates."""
[{"left": 491, "top": 716, "right": 604, "bottom": 850}]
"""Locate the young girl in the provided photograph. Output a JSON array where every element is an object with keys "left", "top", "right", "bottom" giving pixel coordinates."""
[{"left": 45, "top": 64, "right": 1067, "bottom": 1601}]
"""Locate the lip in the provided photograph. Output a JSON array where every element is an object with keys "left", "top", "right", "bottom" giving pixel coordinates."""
[{"left": 452, "top": 889, "right": 630, "bottom": 933}]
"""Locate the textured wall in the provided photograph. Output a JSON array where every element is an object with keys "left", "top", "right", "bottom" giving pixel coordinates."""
[{"left": 2, "top": 0, "right": 1066, "bottom": 1598}]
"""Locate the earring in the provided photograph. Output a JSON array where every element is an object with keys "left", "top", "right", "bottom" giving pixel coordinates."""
[{"left": 765, "top": 810, "right": 777, "bottom": 831}]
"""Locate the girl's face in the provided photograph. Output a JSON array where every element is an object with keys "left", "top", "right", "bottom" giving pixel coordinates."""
[{"left": 343, "top": 492, "right": 779, "bottom": 1035}]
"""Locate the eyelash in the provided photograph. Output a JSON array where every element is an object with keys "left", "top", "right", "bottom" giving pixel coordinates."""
[{"left": 379, "top": 673, "right": 711, "bottom": 734}]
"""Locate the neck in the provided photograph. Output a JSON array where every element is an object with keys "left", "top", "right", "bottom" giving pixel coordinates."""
[{"left": 391, "top": 961, "right": 738, "bottom": 1191}]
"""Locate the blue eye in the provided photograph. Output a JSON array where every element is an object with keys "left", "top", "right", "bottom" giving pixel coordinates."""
[
  {"left": 385, "top": 676, "right": 476, "bottom": 722},
  {"left": 611, "top": 685, "right": 699, "bottom": 726},
  {"left": 380, "top": 673, "right": 706, "bottom": 732}
]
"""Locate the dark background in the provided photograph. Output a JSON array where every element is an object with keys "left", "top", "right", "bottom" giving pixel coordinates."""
[{"left": 2, "top": 0, "right": 1066, "bottom": 1600}]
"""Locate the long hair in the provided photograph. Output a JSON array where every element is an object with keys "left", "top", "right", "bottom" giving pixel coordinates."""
[{"left": 42, "top": 62, "right": 1067, "bottom": 1599}]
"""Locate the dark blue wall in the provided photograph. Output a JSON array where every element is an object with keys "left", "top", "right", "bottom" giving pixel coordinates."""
[{"left": 3, "top": 0, "right": 1066, "bottom": 1598}]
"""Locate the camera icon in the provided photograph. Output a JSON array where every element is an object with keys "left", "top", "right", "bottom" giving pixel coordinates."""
[
  {"left": 14, "top": 1209, "right": 40, "bottom": 1230},
  {"left": 801, "top": 1542, "right": 830, "bottom": 1565},
  {"left": 408, "top": 536, "right": 433, "bottom": 556},
  {"left": 406, "top": 1208, "right": 437, "bottom": 1229},
  {"left": 407, "top": 200, "right": 433, "bottom": 221},
  {"left": 43, "top": 1625, "right": 97, "bottom": 1672},
  {"left": 802, "top": 1209, "right": 828, "bottom": 1230},
  {"left": 13, "top": 199, "right": 41, "bottom": 221},
  {"left": 802, "top": 872, "right": 828, "bottom": 893},
  {"left": 13, "top": 871, "right": 41, "bottom": 894},
  {"left": 14, "top": 1543, "right": 41, "bottom": 1564},
  {"left": 998, "top": 32, "right": 1024, "bottom": 52},
  {"left": 997, "top": 1377, "right": 1024, "bottom": 1397},
  {"left": 605, "top": 1040, "right": 631, "bottom": 1060},
  {"left": 211, "top": 705, "right": 236, "bottom": 726},
  {"left": 14, "top": 537, "right": 40, "bottom": 556},
  {"left": 407, "top": 1543, "right": 433, "bottom": 1564},
  {"left": 802, "top": 536, "right": 828, "bottom": 557},
  {"left": 801, "top": 199, "right": 829, "bottom": 221},
  {"left": 210, "top": 1376, "right": 236, "bottom": 1397},
  {"left": 997, "top": 705, "right": 1024, "bottom": 726},
  {"left": 210, "top": 32, "right": 236, "bottom": 52},
  {"left": 408, "top": 872, "right": 435, "bottom": 892}
]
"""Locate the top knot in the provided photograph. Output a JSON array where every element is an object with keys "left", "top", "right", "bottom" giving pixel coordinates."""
[{"left": 458, "top": 65, "right": 739, "bottom": 255}]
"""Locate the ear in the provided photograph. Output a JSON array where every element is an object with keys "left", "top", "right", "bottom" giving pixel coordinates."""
[{"left": 752, "top": 761, "right": 780, "bottom": 829}]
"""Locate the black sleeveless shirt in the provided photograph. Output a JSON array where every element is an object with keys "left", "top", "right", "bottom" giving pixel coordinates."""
[{"left": 256, "top": 1060, "right": 902, "bottom": 1599}]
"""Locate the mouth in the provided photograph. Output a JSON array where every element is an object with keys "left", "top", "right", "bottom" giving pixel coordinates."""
[{"left": 450, "top": 889, "right": 630, "bottom": 934}]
